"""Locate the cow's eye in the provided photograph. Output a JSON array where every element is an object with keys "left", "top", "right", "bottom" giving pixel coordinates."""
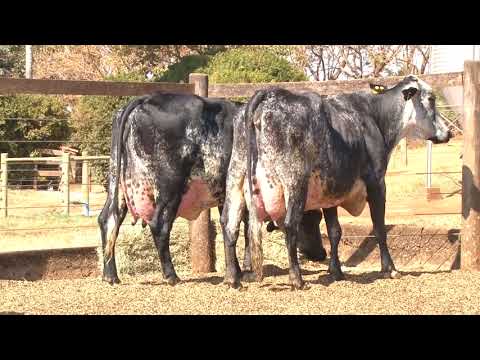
[{"left": 428, "top": 95, "right": 436, "bottom": 102}]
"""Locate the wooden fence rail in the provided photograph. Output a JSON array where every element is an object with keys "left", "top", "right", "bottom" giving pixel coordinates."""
[
  {"left": 209, "top": 72, "right": 464, "bottom": 98},
  {"left": 0, "top": 70, "right": 474, "bottom": 273},
  {"left": 0, "top": 78, "right": 194, "bottom": 96}
]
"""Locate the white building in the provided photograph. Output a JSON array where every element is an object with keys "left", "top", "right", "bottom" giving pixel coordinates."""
[
  {"left": 429, "top": 45, "right": 480, "bottom": 74},
  {"left": 429, "top": 45, "right": 480, "bottom": 109}
]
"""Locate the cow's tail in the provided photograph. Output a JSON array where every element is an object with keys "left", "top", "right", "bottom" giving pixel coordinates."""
[
  {"left": 104, "top": 96, "right": 148, "bottom": 262},
  {"left": 245, "top": 89, "right": 269, "bottom": 281}
]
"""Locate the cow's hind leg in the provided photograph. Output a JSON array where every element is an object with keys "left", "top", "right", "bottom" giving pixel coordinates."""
[
  {"left": 366, "top": 180, "right": 400, "bottom": 279},
  {"left": 323, "top": 207, "right": 345, "bottom": 281},
  {"left": 98, "top": 196, "right": 128, "bottom": 285},
  {"left": 220, "top": 180, "right": 245, "bottom": 289},
  {"left": 297, "top": 210, "right": 327, "bottom": 262},
  {"left": 242, "top": 210, "right": 252, "bottom": 272},
  {"left": 283, "top": 184, "right": 308, "bottom": 290},
  {"left": 149, "top": 195, "right": 182, "bottom": 286}
]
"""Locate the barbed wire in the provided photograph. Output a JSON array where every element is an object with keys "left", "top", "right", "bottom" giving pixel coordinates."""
[
  {"left": 0, "top": 204, "right": 105, "bottom": 210},
  {"left": 1, "top": 117, "right": 70, "bottom": 122}
]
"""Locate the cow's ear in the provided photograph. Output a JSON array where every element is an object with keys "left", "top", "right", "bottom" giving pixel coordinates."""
[
  {"left": 402, "top": 87, "right": 418, "bottom": 101},
  {"left": 369, "top": 83, "right": 386, "bottom": 94}
]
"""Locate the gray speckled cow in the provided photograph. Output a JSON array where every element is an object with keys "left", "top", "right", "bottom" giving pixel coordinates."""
[{"left": 221, "top": 75, "right": 452, "bottom": 289}]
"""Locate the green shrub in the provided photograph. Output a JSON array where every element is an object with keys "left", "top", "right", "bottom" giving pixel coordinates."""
[
  {"left": 200, "top": 47, "right": 307, "bottom": 84},
  {"left": 158, "top": 54, "right": 210, "bottom": 83},
  {"left": 0, "top": 94, "right": 71, "bottom": 157},
  {"left": 70, "top": 95, "right": 134, "bottom": 188}
]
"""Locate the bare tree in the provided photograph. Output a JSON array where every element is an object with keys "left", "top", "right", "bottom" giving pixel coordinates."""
[{"left": 289, "top": 45, "right": 431, "bottom": 81}]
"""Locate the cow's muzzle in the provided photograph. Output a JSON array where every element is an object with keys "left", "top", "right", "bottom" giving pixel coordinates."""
[{"left": 428, "top": 130, "right": 453, "bottom": 144}]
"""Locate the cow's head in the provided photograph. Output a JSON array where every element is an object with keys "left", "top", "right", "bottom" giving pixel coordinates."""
[{"left": 398, "top": 74, "right": 452, "bottom": 144}]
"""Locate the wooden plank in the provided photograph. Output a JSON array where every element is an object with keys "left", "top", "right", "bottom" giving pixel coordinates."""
[
  {"left": 208, "top": 72, "right": 464, "bottom": 98},
  {"left": 6, "top": 157, "right": 61, "bottom": 162},
  {"left": 0, "top": 78, "right": 194, "bottom": 96},
  {"left": 37, "top": 170, "right": 61, "bottom": 177},
  {"left": 38, "top": 149, "right": 63, "bottom": 156},
  {"left": 71, "top": 155, "right": 110, "bottom": 161},
  {"left": 461, "top": 61, "right": 480, "bottom": 271}
]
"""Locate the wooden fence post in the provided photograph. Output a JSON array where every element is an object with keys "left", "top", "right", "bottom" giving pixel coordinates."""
[
  {"left": 461, "top": 61, "right": 480, "bottom": 270},
  {"left": 61, "top": 152, "right": 70, "bottom": 216},
  {"left": 188, "top": 73, "right": 216, "bottom": 273},
  {"left": 82, "top": 151, "right": 90, "bottom": 216},
  {"left": 33, "top": 163, "right": 38, "bottom": 190},
  {"left": 1, "top": 153, "right": 8, "bottom": 217}
]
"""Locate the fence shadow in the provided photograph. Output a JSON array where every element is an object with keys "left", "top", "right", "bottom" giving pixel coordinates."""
[
  {"left": 263, "top": 264, "right": 323, "bottom": 278},
  {"left": 312, "top": 269, "right": 453, "bottom": 287},
  {"left": 343, "top": 225, "right": 395, "bottom": 267}
]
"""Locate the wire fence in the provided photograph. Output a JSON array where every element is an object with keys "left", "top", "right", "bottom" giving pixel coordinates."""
[{"left": 0, "top": 108, "right": 464, "bottom": 250}]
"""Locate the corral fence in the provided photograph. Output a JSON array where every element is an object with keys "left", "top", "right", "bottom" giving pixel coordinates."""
[{"left": 0, "top": 65, "right": 479, "bottom": 273}]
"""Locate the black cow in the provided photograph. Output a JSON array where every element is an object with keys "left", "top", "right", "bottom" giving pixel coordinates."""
[
  {"left": 98, "top": 93, "right": 244, "bottom": 285},
  {"left": 221, "top": 75, "right": 452, "bottom": 289},
  {"left": 98, "top": 92, "right": 326, "bottom": 286}
]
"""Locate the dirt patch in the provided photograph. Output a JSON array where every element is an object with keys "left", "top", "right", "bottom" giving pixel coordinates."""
[
  {"left": 2, "top": 270, "right": 480, "bottom": 315},
  {"left": 0, "top": 247, "right": 99, "bottom": 281}
]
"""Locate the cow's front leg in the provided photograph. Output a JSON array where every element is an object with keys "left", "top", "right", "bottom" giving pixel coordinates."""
[
  {"left": 149, "top": 195, "right": 182, "bottom": 286},
  {"left": 283, "top": 183, "right": 308, "bottom": 290},
  {"left": 366, "top": 179, "right": 400, "bottom": 279},
  {"left": 323, "top": 207, "right": 345, "bottom": 281}
]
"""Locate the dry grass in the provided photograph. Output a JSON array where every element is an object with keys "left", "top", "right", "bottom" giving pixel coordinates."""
[{"left": 2, "top": 270, "right": 480, "bottom": 315}]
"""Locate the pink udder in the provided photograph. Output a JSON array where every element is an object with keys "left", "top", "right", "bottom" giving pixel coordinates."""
[
  {"left": 251, "top": 167, "right": 347, "bottom": 223},
  {"left": 176, "top": 179, "right": 218, "bottom": 221},
  {"left": 121, "top": 179, "right": 156, "bottom": 223},
  {"left": 122, "top": 178, "right": 217, "bottom": 223},
  {"left": 254, "top": 164, "right": 286, "bottom": 222}
]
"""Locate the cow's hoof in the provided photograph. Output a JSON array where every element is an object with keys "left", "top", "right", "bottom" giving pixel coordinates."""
[
  {"left": 102, "top": 275, "right": 121, "bottom": 285},
  {"left": 329, "top": 271, "right": 345, "bottom": 281},
  {"left": 242, "top": 265, "right": 252, "bottom": 273},
  {"left": 166, "top": 275, "right": 181, "bottom": 286},
  {"left": 289, "top": 273, "right": 305, "bottom": 290},
  {"left": 381, "top": 270, "right": 401, "bottom": 279},
  {"left": 241, "top": 271, "right": 259, "bottom": 283},
  {"left": 224, "top": 277, "right": 242, "bottom": 289},
  {"left": 290, "top": 279, "right": 307, "bottom": 290}
]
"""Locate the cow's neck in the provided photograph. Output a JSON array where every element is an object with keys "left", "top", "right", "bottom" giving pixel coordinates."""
[{"left": 372, "top": 90, "right": 411, "bottom": 156}]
